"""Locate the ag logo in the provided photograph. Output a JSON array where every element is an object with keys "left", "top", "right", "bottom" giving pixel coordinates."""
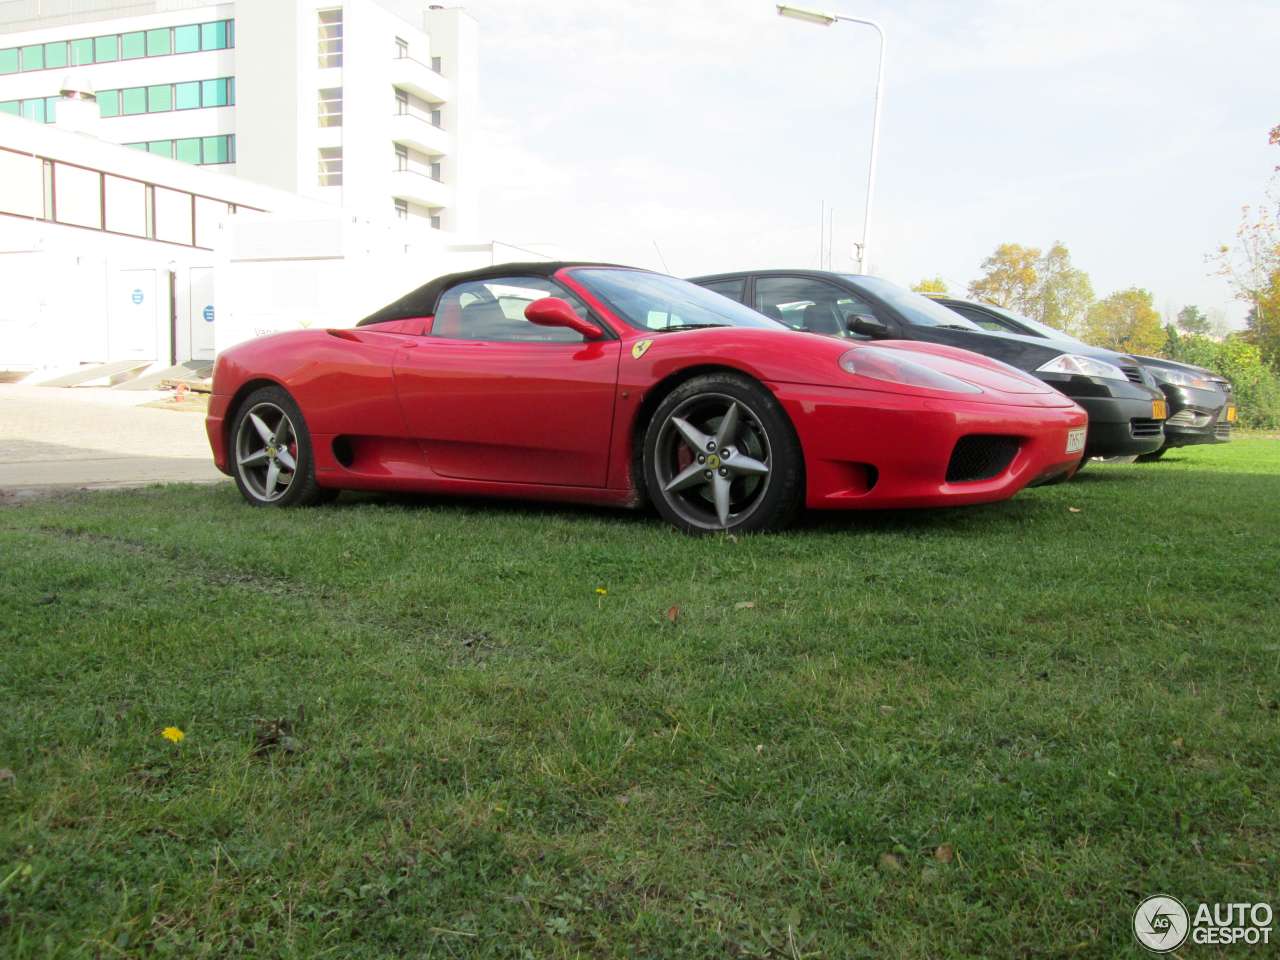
[
  {"left": 631, "top": 339, "right": 653, "bottom": 359},
  {"left": 1133, "top": 895, "right": 1189, "bottom": 952}
]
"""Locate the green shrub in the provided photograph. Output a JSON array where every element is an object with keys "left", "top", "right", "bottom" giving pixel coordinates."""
[{"left": 1161, "top": 329, "right": 1280, "bottom": 429}]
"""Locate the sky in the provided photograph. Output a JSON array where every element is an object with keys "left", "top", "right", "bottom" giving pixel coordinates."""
[{"left": 461, "top": 0, "right": 1280, "bottom": 327}]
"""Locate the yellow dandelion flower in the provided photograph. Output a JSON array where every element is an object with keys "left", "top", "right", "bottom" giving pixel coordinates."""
[
  {"left": 595, "top": 587, "right": 608, "bottom": 596},
  {"left": 161, "top": 726, "right": 185, "bottom": 743}
]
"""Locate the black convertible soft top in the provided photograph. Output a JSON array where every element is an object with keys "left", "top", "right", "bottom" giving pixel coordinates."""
[{"left": 356, "top": 261, "right": 630, "bottom": 327}]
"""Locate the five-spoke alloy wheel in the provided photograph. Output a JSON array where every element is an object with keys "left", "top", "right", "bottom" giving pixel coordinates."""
[
  {"left": 230, "top": 386, "right": 328, "bottom": 507},
  {"left": 643, "top": 373, "right": 802, "bottom": 534}
]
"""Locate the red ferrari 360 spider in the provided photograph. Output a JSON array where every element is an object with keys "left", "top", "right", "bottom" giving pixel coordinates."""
[{"left": 206, "top": 263, "right": 1087, "bottom": 533}]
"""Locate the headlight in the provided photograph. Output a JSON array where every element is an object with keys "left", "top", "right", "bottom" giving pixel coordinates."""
[
  {"left": 1036, "top": 354, "right": 1129, "bottom": 381},
  {"left": 839, "top": 347, "right": 982, "bottom": 394},
  {"left": 1151, "top": 367, "right": 1214, "bottom": 389}
]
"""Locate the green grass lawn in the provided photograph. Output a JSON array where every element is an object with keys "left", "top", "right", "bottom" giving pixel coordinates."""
[{"left": 2, "top": 441, "right": 1278, "bottom": 958}]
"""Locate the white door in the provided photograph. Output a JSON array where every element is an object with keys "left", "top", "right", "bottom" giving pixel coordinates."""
[
  {"left": 108, "top": 269, "right": 157, "bottom": 360},
  {"left": 189, "top": 267, "right": 216, "bottom": 361}
]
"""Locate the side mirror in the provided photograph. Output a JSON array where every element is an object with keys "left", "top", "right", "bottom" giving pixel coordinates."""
[
  {"left": 847, "top": 312, "right": 888, "bottom": 338},
  {"left": 525, "top": 297, "right": 602, "bottom": 340}
]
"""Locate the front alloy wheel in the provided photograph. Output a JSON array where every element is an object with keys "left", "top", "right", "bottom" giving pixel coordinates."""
[
  {"left": 235, "top": 402, "right": 298, "bottom": 502},
  {"left": 230, "top": 386, "right": 329, "bottom": 507},
  {"left": 644, "top": 374, "right": 802, "bottom": 534}
]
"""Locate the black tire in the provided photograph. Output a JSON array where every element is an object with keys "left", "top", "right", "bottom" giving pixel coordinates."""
[
  {"left": 642, "top": 372, "right": 803, "bottom": 534},
  {"left": 229, "top": 385, "right": 328, "bottom": 507},
  {"left": 1136, "top": 445, "right": 1168, "bottom": 463}
]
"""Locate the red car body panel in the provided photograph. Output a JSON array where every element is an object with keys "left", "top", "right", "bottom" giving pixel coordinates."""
[{"left": 207, "top": 265, "right": 1087, "bottom": 514}]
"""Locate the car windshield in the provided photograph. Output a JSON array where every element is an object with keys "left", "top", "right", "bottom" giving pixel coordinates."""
[
  {"left": 978, "top": 302, "right": 1087, "bottom": 345},
  {"left": 843, "top": 276, "right": 985, "bottom": 331},
  {"left": 572, "top": 268, "right": 785, "bottom": 332}
]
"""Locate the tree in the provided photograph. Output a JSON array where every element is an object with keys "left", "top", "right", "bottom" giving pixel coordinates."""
[
  {"left": 1083, "top": 288, "right": 1166, "bottom": 354},
  {"left": 1175, "top": 305, "right": 1212, "bottom": 335},
  {"left": 911, "top": 276, "right": 948, "bottom": 294},
  {"left": 967, "top": 241, "right": 1095, "bottom": 334},
  {"left": 1037, "top": 242, "right": 1094, "bottom": 336},
  {"left": 1211, "top": 123, "right": 1280, "bottom": 367},
  {"left": 967, "top": 243, "right": 1040, "bottom": 314},
  {"left": 1244, "top": 269, "right": 1280, "bottom": 365}
]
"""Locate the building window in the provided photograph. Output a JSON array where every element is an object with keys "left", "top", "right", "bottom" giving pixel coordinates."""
[
  {"left": 22, "top": 98, "right": 47, "bottom": 123},
  {"left": 395, "top": 145, "right": 408, "bottom": 171},
  {"left": 9, "top": 78, "right": 235, "bottom": 123},
  {"left": 319, "top": 147, "right": 343, "bottom": 186},
  {"left": 430, "top": 109, "right": 442, "bottom": 128},
  {"left": 94, "top": 35, "right": 118, "bottom": 62},
  {"left": 394, "top": 200, "right": 409, "bottom": 220},
  {"left": 395, "top": 89, "right": 409, "bottom": 115},
  {"left": 173, "top": 24, "right": 200, "bottom": 54},
  {"left": 202, "top": 77, "right": 229, "bottom": 107},
  {"left": 21, "top": 44, "right": 44, "bottom": 71},
  {"left": 92, "top": 76, "right": 235, "bottom": 118},
  {"left": 69, "top": 38, "right": 93, "bottom": 66},
  {"left": 122, "top": 135, "right": 236, "bottom": 166},
  {"left": 175, "top": 81, "right": 200, "bottom": 110},
  {"left": 1, "top": 97, "right": 58, "bottom": 123},
  {"left": 430, "top": 161, "right": 441, "bottom": 181},
  {"left": 318, "top": 9, "right": 343, "bottom": 68},
  {"left": 430, "top": 214, "right": 441, "bottom": 229},
  {"left": 97, "top": 90, "right": 120, "bottom": 117},
  {"left": 146, "top": 29, "right": 171, "bottom": 56},
  {"left": 431, "top": 56, "right": 442, "bottom": 74},
  {"left": 147, "top": 84, "right": 172, "bottom": 112},
  {"left": 0, "top": 20, "right": 234, "bottom": 74},
  {"left": 44, "top": 42, "right": 68, "bottom": 69},
  {"left": 395, "top": 36, "right": 408, "bottom": 59},
  {"left": 202, "top": 135, "right": 231, "bottom": 164},
  {"left": 201, "top": 21, "right": 229, "bottom": 51},
  {"left": 121, "top": 31, "right": 146, "bottom": 60},
  {"left": 121, "top": 87, "right": 147, "bottom": 115},
  {"left": 318, "top": 87, "right": 343, "bottom": 127}
]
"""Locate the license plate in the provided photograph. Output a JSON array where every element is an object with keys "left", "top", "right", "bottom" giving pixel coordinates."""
[
  {"left": 1066, "top": 428, "right": 1086, "bottom": 454},
  {"left": 1226, "top": 405, "right": 1237, "bottom": 423},
  {"left": 1152, "top": 399, "right": 1168, "bottom": 420}
]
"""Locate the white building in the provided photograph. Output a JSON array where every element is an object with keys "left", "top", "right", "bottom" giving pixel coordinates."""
[
  {"left": 0, "top": 0, "right": 477, "bottom": 232},
  {"left": 0, "top": 96, "right": 539, "bottom": 377}
]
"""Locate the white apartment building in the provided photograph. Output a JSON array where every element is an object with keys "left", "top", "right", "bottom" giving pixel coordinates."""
[
  {"left": 0, "top": 0, "right": 477, "bottom": 232},
  {"left": 0, "top": 106, "right": 534, "bottom": 376}
]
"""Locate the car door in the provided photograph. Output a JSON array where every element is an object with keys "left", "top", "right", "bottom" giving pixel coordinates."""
[
  {"left": 393, "top": 275, "right": 621, "bottom": 487},
  {"left": 752, "top": 275, "right": 890, "bottom": 339}
]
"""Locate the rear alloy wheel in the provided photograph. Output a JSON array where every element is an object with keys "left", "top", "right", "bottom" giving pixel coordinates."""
[
  {"left": 644, "top": 373, "right": 802, "bottom": 534},
  {"left": 230, "top": 386, "right": 329, "bottom": 507}
]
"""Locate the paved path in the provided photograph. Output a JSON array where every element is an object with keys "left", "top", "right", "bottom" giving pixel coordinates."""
[{"left": 0, "top": 384, "right": 227, "bottom": 495}]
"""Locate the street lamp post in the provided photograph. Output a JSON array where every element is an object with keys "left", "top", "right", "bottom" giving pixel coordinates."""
[{"left": 776, "top": 4, "right": 886, "bottom": 275}]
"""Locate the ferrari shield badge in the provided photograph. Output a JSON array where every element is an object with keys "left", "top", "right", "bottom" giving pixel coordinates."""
[{"left": 632, "top": 339, "right": 654, "bottom": 359}]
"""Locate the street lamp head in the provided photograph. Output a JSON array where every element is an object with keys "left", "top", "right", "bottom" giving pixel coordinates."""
[{"left": 776, "top": 4, "right": 838, "bottom": 26}]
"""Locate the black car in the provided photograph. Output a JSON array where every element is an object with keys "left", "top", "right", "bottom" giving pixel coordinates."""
[
  {"left": 689, "top": 271, "right": 1167, "bottom": 459},
  {"left": 1126, "top": 356, "right": 1234, "bottom": 459},
  {"left": 929, "top": 295, "right": 1234, "bottom": 458}
]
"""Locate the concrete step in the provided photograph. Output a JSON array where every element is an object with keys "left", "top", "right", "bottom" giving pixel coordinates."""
[
  {"left": 31, "top": 360, "right": 153, "bottom": 388},
  {"left": 115, "top": 361, "right": 213, "bottom": 391}
]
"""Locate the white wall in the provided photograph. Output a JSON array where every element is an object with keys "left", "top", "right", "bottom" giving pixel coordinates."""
[
  {"left": 233, "top": 0, "right": 302, "bottom": 196},
  {"left": 218, "top": 213, "right": 503, "bottom": 351}
]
